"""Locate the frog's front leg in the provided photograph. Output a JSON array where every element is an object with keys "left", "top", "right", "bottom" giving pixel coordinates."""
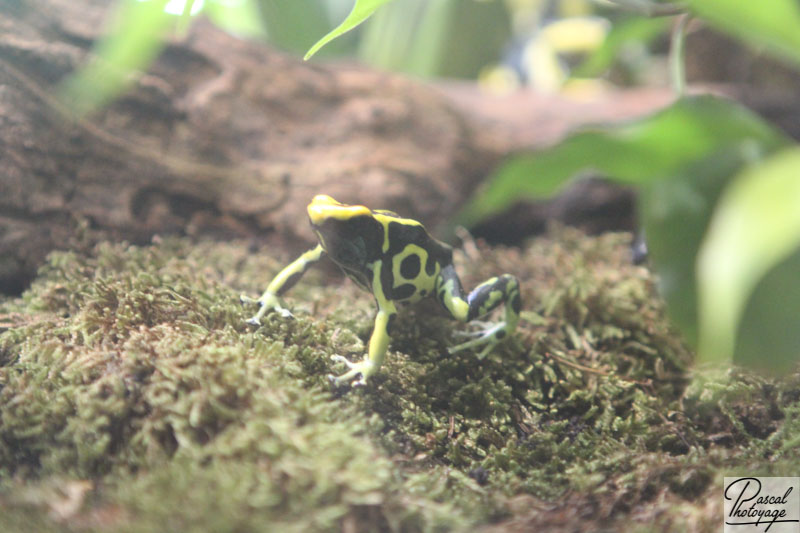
[
  {"left": 241, "top": 244, "right": 325, "bottom": 325},
  {"left": 436, "top": 264, "right": 521, "bottom": 359},
  {"left": 330, "top": 262, "right": 398, "bottom": 387},
  {"left": 330, "top": 300, "right": 397, "bottom": 386}
]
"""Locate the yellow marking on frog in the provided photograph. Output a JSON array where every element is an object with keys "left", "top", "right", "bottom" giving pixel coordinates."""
[
  {"left": 373, "top": 212, "right": 423, "bottom": 253},
  {"left": 391, "top": 244, "right": 439, "bottom": 303},
  {"left": 438, "top": 278, "right": 470, "bottom": 320},
  {"left": 307, "top": 194, "right": 371, "bottom": 225},
  {"left": 479, "top": 289, "right": 504, "bottom": 315}
]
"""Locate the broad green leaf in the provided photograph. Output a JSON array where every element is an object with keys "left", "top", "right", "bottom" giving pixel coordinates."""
[
  {"left": 457, "top": 95, "right": 788, "bottom": 226},
  {"left": 734, "top": 249, "right": 800, "bottom": 372},
  {"left": 305, "top": 0, "right": 393, "bottom": 60},
  {"left": 59, "top": 0, "right": 172, "bottom": 115},
  {"left": 685, "top": 0, "right": 800, "bottom": 68},
  {"left": 640, "top": 143, "right": 768, "bottom": 345},
  {"left": 696, "top": 148, "right": 800, "bottom": 370},
  {"left": 574, "top": 16, "right": 670, "bottom": 78}
]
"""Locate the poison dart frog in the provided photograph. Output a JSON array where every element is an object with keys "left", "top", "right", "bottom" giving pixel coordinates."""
[{"left": 241, "top": 195, "right": 521, "bottom": 386}]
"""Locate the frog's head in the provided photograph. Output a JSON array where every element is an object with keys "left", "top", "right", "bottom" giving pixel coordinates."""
[{"left": 307, "top": 195, "right": 382, "bottom": 267}]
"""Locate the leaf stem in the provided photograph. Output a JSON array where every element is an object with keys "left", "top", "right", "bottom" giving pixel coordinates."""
[
  {"left": 594, "top": 0, "right": 686, "bottom": 17},
  {"left": 670, "top": 14, "right": 690, "bottom": 97}
]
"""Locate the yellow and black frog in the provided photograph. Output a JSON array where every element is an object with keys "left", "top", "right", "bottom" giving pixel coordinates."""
[{"left": 241, "top": 195, "right": 521, "bottom": 386}]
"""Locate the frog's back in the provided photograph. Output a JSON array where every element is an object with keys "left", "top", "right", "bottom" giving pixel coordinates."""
[
  {"left": 373, "top": 212, "right": 451, "bottom": 261},
  {"left": 371, "top": 212, "right": 452, "bottom": 303}
]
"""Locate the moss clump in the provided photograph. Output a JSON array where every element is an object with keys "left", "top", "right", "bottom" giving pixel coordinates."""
[{"left": 0, "top": 229, "right": 798, "bottom": 532}]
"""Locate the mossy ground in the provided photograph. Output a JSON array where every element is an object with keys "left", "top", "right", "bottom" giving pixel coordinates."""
[{"left": 1, "top": 229, "right": 798, "bottom": 532}]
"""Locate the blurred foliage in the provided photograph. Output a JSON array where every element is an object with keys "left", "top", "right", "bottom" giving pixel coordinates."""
[
  {"left": 459, "top": 1, "right": 800, "bottom": 372},
  {"left": 573, "top": 15, "right": 670, "bottom": 79},
  {"left": 684, "top": 0, "right": 800, "bottom": 69},
  {"left": 459, "top": 96, "right": 789, "bottom": 222},
  {"left": 696, "top": 149, "right": 800, "bottom": 371},
  {"left": 57, "top": 0, "right": 667, "bottom": 113},
  {"left": 59, "top": 0, "right": 172, "bottom": 115}
]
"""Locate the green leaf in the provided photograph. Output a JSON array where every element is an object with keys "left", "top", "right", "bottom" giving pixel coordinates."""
[
  {"left": 696, "top": 148, "right": 800, "bottom": 370},
  {"left": 734, "top": 249, "right": 800, "bottom": 373},
  {"left": 685, "top": 0, "right": 800, "bottom": 67},
  {"left": 640, "top": 143, "right": 766, "bottom": 345},
  {"left": 305, "top": 0, "right": 394, "bottom": 60},
  {"left": 58, "top": 0, "right": 172, "bottom": 115},
  {"left": 457, "top": 95, "right": 788, "bottom": 226}
]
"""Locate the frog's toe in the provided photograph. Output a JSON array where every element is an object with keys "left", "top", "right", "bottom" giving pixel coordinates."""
[
  {"left": 453, "top": 329, "right": 489, "bottom": 339},
  {"left": 449, "top": 321, "right": 510, "bottom": 359},
  {"left": 467, "top": 320, "right": 496, "bottom": 329},
  {"left": 278, "top": 307, "right": 294, "bottom": 319},
  {"left": 448, "top": 336, "right": 494, "bottom": 355},
  {"left": 329, "top": 355, "right": 374, "bottom": 386},
  {"left": 476, "top": 341, "right": 499, "bottom": 360},
  {"left": 452, "top": 320, "right": 502, "bottom": 338},
  {"left": 244, "top": 298, "right": 294, "bottom": 326},
  {"left": 330, "top": 354, "right": 351, "bottom": 367},
  {"left": 239, "top": 293, "right": 258, "bottom": 305}
]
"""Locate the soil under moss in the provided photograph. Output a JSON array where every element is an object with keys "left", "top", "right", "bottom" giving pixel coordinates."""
[{"left": 0, "top": 229, "right": 797, "bottom": 532}]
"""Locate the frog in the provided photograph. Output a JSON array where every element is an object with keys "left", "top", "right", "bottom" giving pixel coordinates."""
[{"left": 240, "top": 194, "right": 521, "bottom": 386}]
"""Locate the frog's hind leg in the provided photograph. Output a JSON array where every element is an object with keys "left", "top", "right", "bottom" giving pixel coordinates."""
[{"left": 435, "top": 265, "right": 521, "bottom": 359}]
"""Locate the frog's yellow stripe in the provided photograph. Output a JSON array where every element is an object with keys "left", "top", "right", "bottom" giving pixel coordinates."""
[
  {"left": 373, "top": 212, "right": 422, "bottom": 253},
  {"left": 307, "top": 194, "right": 371, "bottom": 225}
]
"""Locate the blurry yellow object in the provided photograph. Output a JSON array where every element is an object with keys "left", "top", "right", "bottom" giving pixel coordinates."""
[
  {"left": 524, "top": 37, "right": 566, "bottom": 92},
  {"left": 560, "top": 77, "right": 612, "bottom": 100},
  {"left": 478, "top": 65, "right": 523, "bottom": 94},
  {"left": 540, "top": 16, "right": 609, "bottom": 52},
  {"left": 559, "top": 0, "right": 593, "bottom": 17},
  {"left": 524, "top": 16, "right": 609, "bottom": 92}
]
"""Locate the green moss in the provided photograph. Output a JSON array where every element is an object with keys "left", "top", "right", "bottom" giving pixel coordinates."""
[{"left": 0, "top": 229, "right": 798, "bottom": 532}]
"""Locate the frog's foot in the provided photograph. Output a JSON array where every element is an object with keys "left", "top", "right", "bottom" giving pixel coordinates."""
[
  {"left": 328, "top": 355, "right": 375, "bottom": 387},
  {"left": 240, "top": 292, "right": 293, "bottom": 325},
  {"left": 451, "top": 320, "right": 495, "bottom": 338},
  {"left": 239, "top": 294, "right": 258, "bottom": 305},
  {"left": 449, "top": 321, "right": 510, "bottom": 359}
]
